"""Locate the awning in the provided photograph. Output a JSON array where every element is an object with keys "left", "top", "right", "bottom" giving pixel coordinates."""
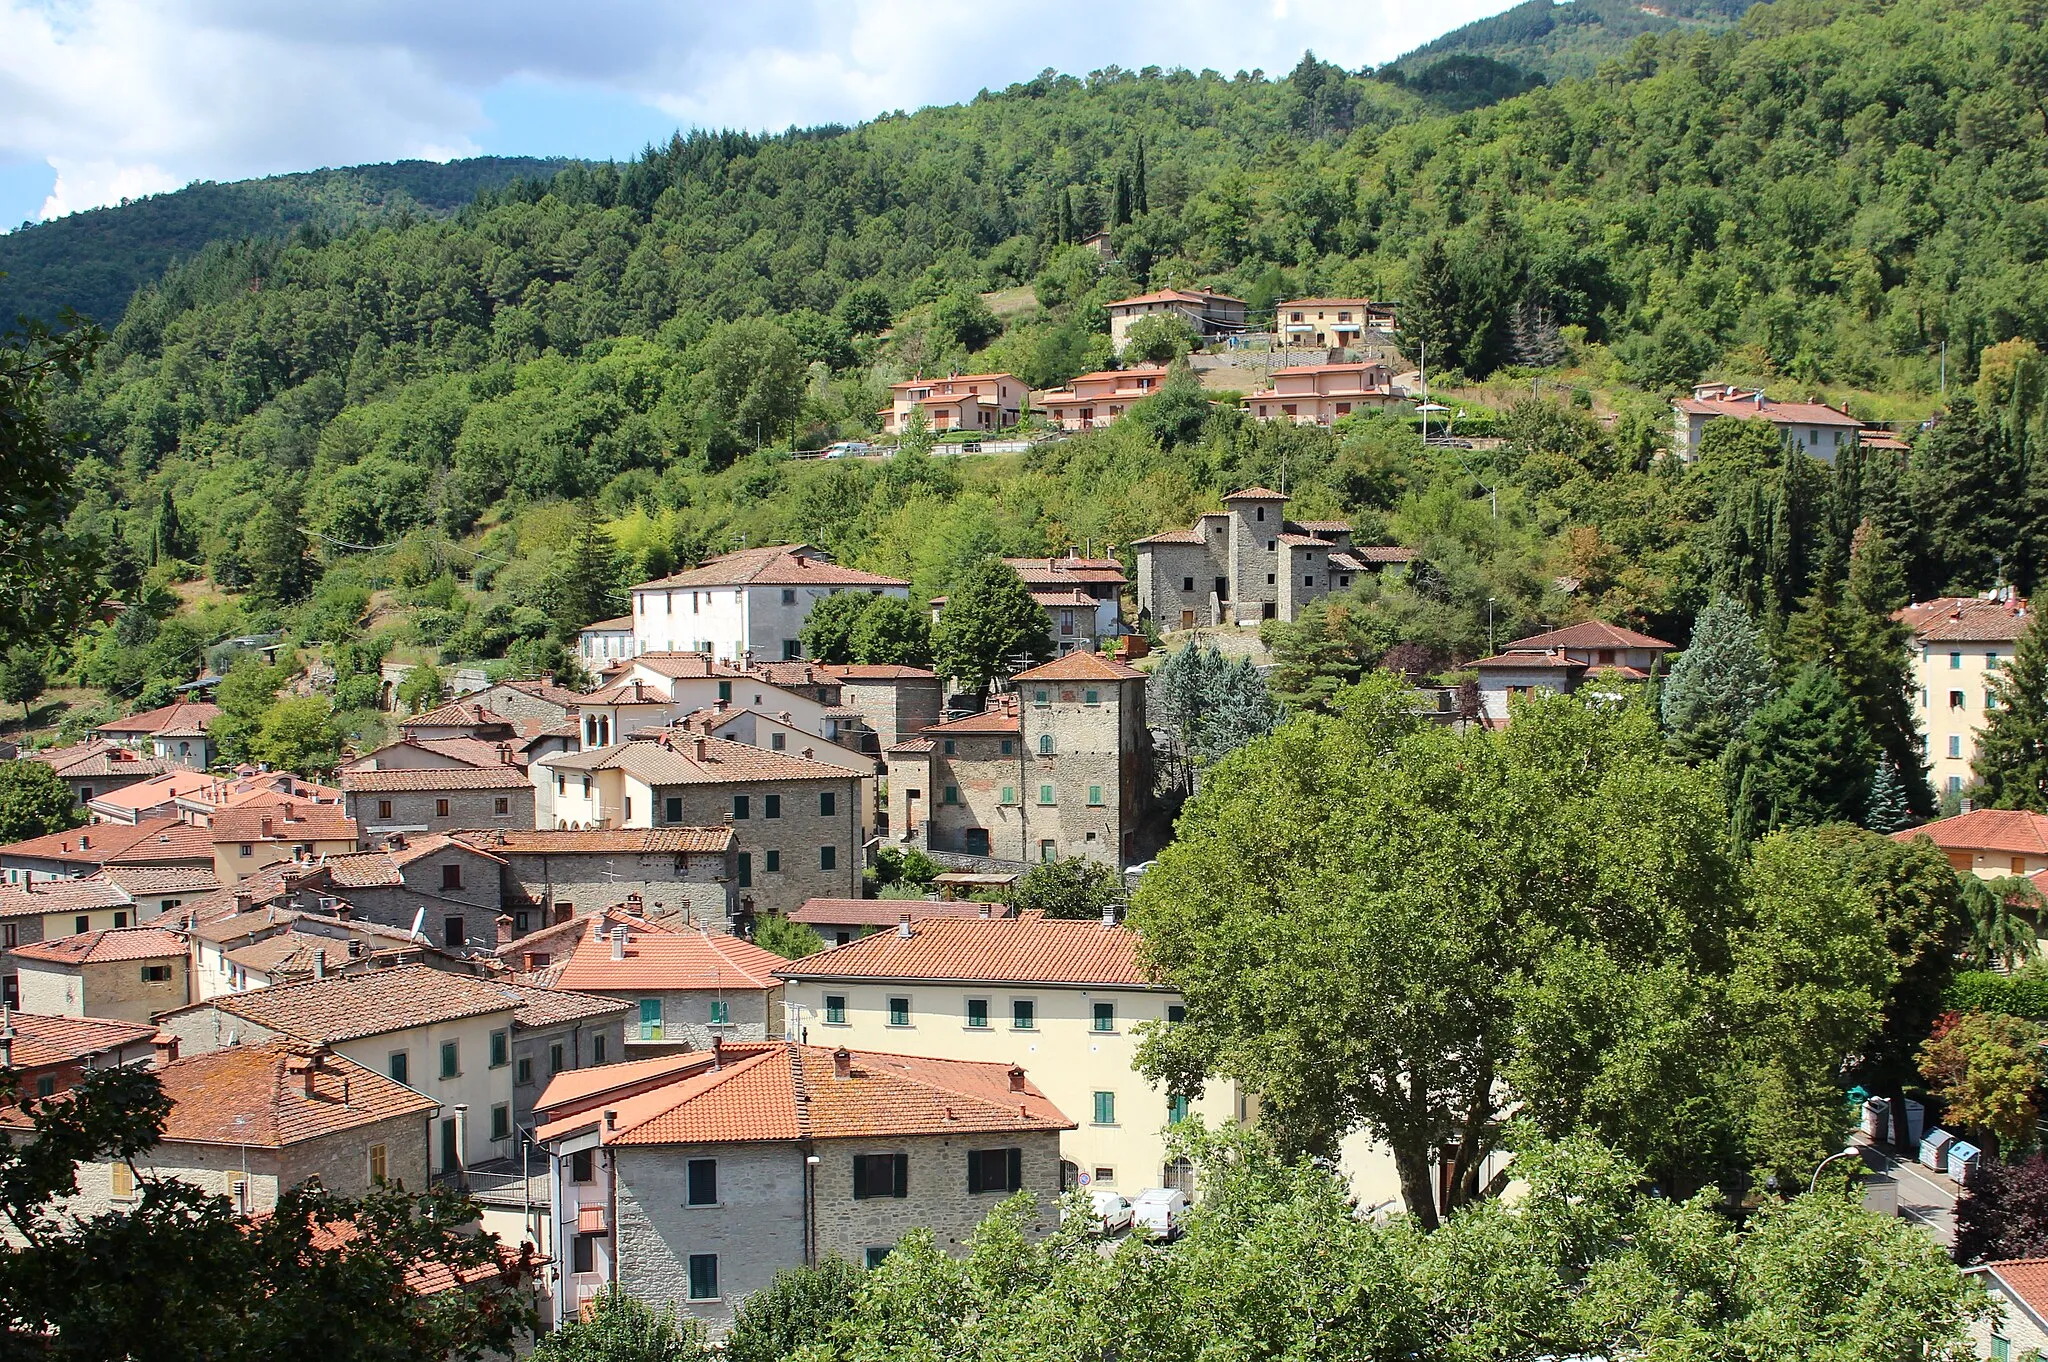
[{"left": 576, "top": 1205, "right": 608, "bottom": 1234}]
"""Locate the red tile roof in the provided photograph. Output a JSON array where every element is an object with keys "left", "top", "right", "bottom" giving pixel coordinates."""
[
  {"left": 544, "top": 734, "right": 855, "bottom": 786},
  {"left": 487, "top": 979, "right": 633, "bottom": 1030},
  {"left": 554, "top": 923, "right": 786, "bottom": 992},
  {"left": 776, "top": 911, "right": 1148, "bottom": 987},
  {"left": 1337, "top": 546, "right": 1417, "bottom": 565},
  {"left": 1975, "top": 1259, "right": 2048, "bottom": 1331},
  {"left": 1128, "top": 528, "right": 1208, "bottom": 546},
  {"left": 340, "top": 766, "right": 530, "bottom": 792},
  {"left": 0, "top": 1011, "right": 156, "bottom": 1069},
  {"left": 1011, "top": 651, "right": 1145, "bottom": 683},
  {"left": 0, "top": 816, "right": 213, "bottom": 866},
  {"left": 449, "top": 827, "right": 734, "bottom": 855},
  {"left": 183, "top": 963, "right": 519, "bottom": 1042},
  {"left": 1893, "top": 809, "right": 2048, "bottom": 858},
  {"left": 1894, "top": 596, "right": 2033, "bottom": 643},
  {"left": 403, "top": 700, "right": 512, "bottom": 729},
  {"left": 789, "top": 899, "right": 1000, "bottom": 928},
  {"left": 578, "top": 678, "right": 675, "bottom": 706},
  {"left": 88, "top": 769, "right": 226, "bottom": 812},
  {"left": 1675, "top": 394, "right": 1861, "bottom": 426},
  {"left": 0, "top": 877, "right": 133, "bottom": 919},
  {"left": 1507, "top": 620, "right": 1676, "bottom": 652},
  {"left": 210, "top": 801, "right": 358, "bottom": 844},
  {"left": 102, "top": 821, "right": 220, "bottom": 865},
  {"left": 95, "top": 699, "right": 221, "bottom": 737},
  {"left": 1471, "top": 651, "right": 1588, "bottom": 670},
  {"left": 151, "top": 1042, "right": 437, "bottom": 1146},
  {"left": 1108, "top": 289, "right": 1244, "bottom": 307},
  {"left": 816, "top": 663, "right": 938, "bottom": 681},
  {"left": 618, "top": 652, "right": 745, "bottom": 681},
  {"left": 11, "top": 925, "right": 187, "bottom": 965},
  {"left": 99, "top": 864, "right": 221, "bottom": 896},
  {"left": 1004, "top": 556, "right": 1127, "bottom": 587},
  {"left": 1223, "top": 486, "right": 1289, "bottom": 501},
  {"left": 924, "top": 704, "right": 1021, "bottom": 736},
  {"left": 27, "top": 741, "right": 165, "bottom": 779},
  {"left": 533, "top": 1050, "right": 717, "bottom": 1116},
  {"left": 890, "top": 372, "right": 1020, "bottom": 392},
  {"left": 635, "top": 544, "right": 908, "bottom": 591}
]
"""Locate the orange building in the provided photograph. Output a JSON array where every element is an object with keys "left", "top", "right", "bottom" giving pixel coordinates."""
[
  {"left": 878, "top": 373, "right": 1026, "bottom": 435},
  {"left": 1246, "top": 362, "right": 1400, "bottom": 425},
  {"left": 1034, "top": 366, "right": 1172, "bottom": 431}
]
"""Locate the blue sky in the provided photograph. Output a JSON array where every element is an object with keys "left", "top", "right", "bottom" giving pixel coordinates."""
[{"left": 0, "top": 0, "right": 1516, "bottom": 231}]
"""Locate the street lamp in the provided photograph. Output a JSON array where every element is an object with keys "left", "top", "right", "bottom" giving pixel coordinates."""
[{"left": 1811, "top": 1146, "right": 1862, "bottom": 1195}]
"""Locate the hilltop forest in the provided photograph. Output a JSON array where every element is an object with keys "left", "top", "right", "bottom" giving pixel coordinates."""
[{"left": 10, "top": 0, "right": 2048, "bottom": 791}]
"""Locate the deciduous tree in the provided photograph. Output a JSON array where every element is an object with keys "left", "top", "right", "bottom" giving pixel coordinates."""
[
  {"left": 1011, "top": 857, "right": 1120, "bottom": 919},
  {"left": 1919, "top": 1010, "right": 2047, "bottom": 1155},
  {"left": 930, "top": 558, "right": 1050, "bottom": 693},
  {"left": 0, "top": 759, "right": 83, "bottom": 843}
]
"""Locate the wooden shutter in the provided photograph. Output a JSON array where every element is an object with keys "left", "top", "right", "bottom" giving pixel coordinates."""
[
  {"left": 891, "top": 1153, "right": 908, "bottom": 1198},
  {"left": 852, "top": 1155, "right": 869, "bottom": 1199},
  {"left": 1006, "top": 1147, "right": 1022, "bottom": 1192}
]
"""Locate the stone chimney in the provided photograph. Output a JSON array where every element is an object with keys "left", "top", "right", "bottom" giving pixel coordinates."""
[
  {"left": 611, "top": 926, "right": 627, "bottom": 960},
  {"left": 694, "top": 736, "right": 708, "bottom": 762},
  {"left": 260, "top": 817, "right": 274, "bottom": 838},
  {"left": 0, "top": 1007, "right": 14, "bottom": 1069},
  {"left": 151, "top": 1029, "right": 179, "bottom": 1068},
  {"left": 233, "top": 888, "right": 253, "bottom": 914},
  {"left": 1007, "top": 1064, "right": 1026, "bottom": 1093},
  {"left": 833, "top": 1047, "right": 851, "bottom": 1079},
  {"left": 495, "top": 914, "right": 514, "bottom": 945}
]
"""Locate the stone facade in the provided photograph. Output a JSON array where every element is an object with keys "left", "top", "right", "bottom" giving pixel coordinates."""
[
  {"left": 13, "top": 953, "right": 189, "bottom": 1022},
  {"left": 493, "top": 845, "right": 736, "bottom": 932},
  {"left": 827, "top": 671, "right": 943, "bottom": 752},
  {"left": 614, "top": 985, "right": 780, "bottom": 1053},
  {"left": 1133, "top": 490, "right": 1398, "bottom": 630},
  {"left": 809, "top": 1132, "right": 1063, "bottom": 1261},
  {"left": 345, "top": 784, "right": 533, "bottom": 841},
  {"left": 340, "top": 847, "right": 506, "bottom": 952},
  {"left": 511, "top": 1016, "right": 626, "bottom": 1139},
  {"left": 613, "top": 1142, "right": 807, "bottom": 1332}
]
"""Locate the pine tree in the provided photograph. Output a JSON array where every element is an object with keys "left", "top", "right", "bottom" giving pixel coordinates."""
[
  {"left": 246, "top": 486, "right": 312, "bottom": 604},
  {"left": 1057, "top": 188, "right": 1075, "bottom": 246},
  {"left": 1975, "top": 617, "right": 2048, "bottom": 810},
  {"left": 1660, "top": 596, "right": 1777, "bottom": 763},
  {"left": 1112, "top": 170, "right": 1132, "bottom": 228},
  {"left": 1727, "top": 663, "right": 1880, "bottom": 836},
  {"left": 554, "top": 505, "right": 623, "bottom": 636},
  {"left": 1867, "top": 762, "right": 1913, "bottom": 832}
]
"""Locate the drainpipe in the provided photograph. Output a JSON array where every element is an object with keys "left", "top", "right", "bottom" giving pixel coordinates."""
[
  {"left": 803, "top": 1142, "right": 819, "bottom": 1266},
  {"left": 452, "top": 1104, "right": 469, "bottom": 1191}
]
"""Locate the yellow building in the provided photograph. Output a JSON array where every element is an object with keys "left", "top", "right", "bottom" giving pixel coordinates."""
[
  {"left": 1895, "top": 596, "right": 2032, "bottom": 798},
  {"left": 775, "top": 909, "right": 1238, "bottom": 1197}
]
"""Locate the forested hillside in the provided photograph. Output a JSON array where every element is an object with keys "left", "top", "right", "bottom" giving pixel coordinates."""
[
  {"left": 1389, "top": 0, "right": 1749, "bottom": 80},
  {"left": 17, "top": 0, "right": 2048, "bottom": 795},
  {"left": 0, "top": 157, "right": 572, "bottom": 325}
]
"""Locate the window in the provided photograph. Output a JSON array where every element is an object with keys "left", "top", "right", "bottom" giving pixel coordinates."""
[
  {"left": 710, "top": 1000, "right": 731, "bottom": 1025},
  {"left": 549, "top": 1042, "right": 565, "bottom": 1074},
  {"left": 1000, "top": 786, "right": 1016, "bottom": 805},
  {"left": 966, "top": 998, "right": 989, "bottom": 1029},
  {"left": 1304, "top": 575, "right": 1316, "bottom": 587},
  {"left": 737, "top": 853, "right": 752, "bottom": 887},
  {"left": 1000, "top": 739, "right": 1013, "bottom": 755},
  {"left": 782, "top": 588, "right": 798, "bottom": 605},
  {"left": 369, "top": 1144, "right": 388, "bottom": 1183},
  {"left": 1094, "top": 1166, "right": 1116, "bottom": 1185},
  {"left": 718, "top": 680, "right": 732, "bottom": 703},
  {"left": 516, "top": 1056, "right": 533, "bottom": 1086},
  {"left": 1992, "top": 1337, "right": 2011, "bottom": 1362},
  {"left": 1039, "top": 839, "right": 1058, "bottom": 862},
  {"left": 74, "top": 914, "right": 89, "bottom": 934},
  {"left": 1266, "top": 573, "right": 1276, "bottom": 585},
  {"left": 377, "top": 799, "right": 393, "bottom": 819},
  {"left": 389, "top": 1051, "right": 409, "bottom": 1085},
  {"left": 968, "top": 1147, "right": 1023, "bottom": 1194},
  {"left": 441, "top": 864, "right": 462, "bottom": 891},
  {"left": 1012, "top": 999, "right": 1036, "bottom": 1030},
  {"left": 490, "top": 1029, "right": 509, "bottom": 1068},
  {"left": 239, "top": 844, "right": 252, "bottom": 858},
  {"left": 140, "top": 964, "right": 172, "bottom": 983},
  {"left": 1256, "top": 506, "right": 1266, "bottom": 522},
  {"left": 440, "top": 1041, "right": 459, "bottom": 1079},
  {"left": 1033, "top": 689, "right": 1049, "bottom": 706},
  {"left": 495, "top": 797, "right": 510, "bottom": 816},
  {"left": 1084, "top": 689, "right": 1099, "bottom": 705},
  {"left": 444, "top": 916, "right": 466, "bottom": 948},
  {"left": 765, "top": 849, "right": 780, "bottom": 873},
  {"left": 1990, "top": 652, "right": 2003, "bottom": 669},
  {"left": 853, "top": 1153, "right": 908, "bottom": 1199},
  {"left": 1039, "top": 734, "right": 1054, "bottom": 755},
  {"left": 771, "top": 731, "right": 786, "bottom": 750},
  {"left": 1181, "top": 576, "right": 1194, "bottom": 592},
  {"left": 765, "top": 793, "right": 781, "bottom": 819},
  {"left": 491, "top": 1103, "right": 510, "bottom": 1141},
  {"left": 1093, "top": 1091, "right": 1117, "bottom": 1125},
  {"left": 639, "top": 998, "right": 664, "bottom": 1041},
  {"left": 1038, "top": 783, "right": 1055, "bottom": 805},
  {"left": 944, "top": 785, "right": 960, "bottom": 804},
  {"left": 733, "top": 795, "right": 750, "bottom": 820},
  {"left": 1951, "top": 651, "right": 1963, "bottom": 669},
  {"left": 572, "top": 1234, "right": 597, "bottom": 1274},
  {"left": 820, "top": 791, "right": 836, "bottom": 817},
  {"left": 110, "top": 1161, "right": 135, "bottom": 1200},
  {"left": 593, "top": 1034, "right": 607, "bottom": 1063},
  {"left": 1951, "top": 690, "right": 1966, "bottom": 710},
  {"left": 688, "top": 1158, "right": 718, "bottom": 1206},
  {"left": 1092, "top": 1002, "right": 1115, "bottom": 1032},
  {"left": 1088, "top": 785, "right": 1104, "bottom": 807},
  {"left": 943, "top": 739, "right": 956, "bottom": 755},
  {"left": 665, "top": 796, "right": 683, "bottom": 823},
  {"left": 435, "top": 798, "right": 451, "bottom": 818},
  {"left": 1168, "top": 1004, "right": 1187, "bottom": 1025},
  {"left": 820, "top": 845, "right": 837, "bottom": 871},
  {"left": 1950, "top": 735, "right": 1962, "bottom": 758},
  {"left": 864, "top": 1246, "right": 893, "bottom": 1269},
  {"left": 825, "top": 994, "right": 847, "bottom": 1024},
  {"left": 35, "top": 1075, "right": 55, "bottom": 1098}
]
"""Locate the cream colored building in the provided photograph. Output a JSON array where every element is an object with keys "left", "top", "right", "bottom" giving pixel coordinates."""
[
  {"left": 1104, "top": 289, "right": 1246, "bottom": 355},
  {"left": 879, "top": 373, "right": 1027, "bottom": 435},
  {"left": 1896, "top": 595, "right": 2032, "bottom": 798},
  {"left": 776, "top": 910, "right": 1238, "bottom": 1197}
]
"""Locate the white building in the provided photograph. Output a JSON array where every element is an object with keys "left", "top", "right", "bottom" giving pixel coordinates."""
[
  {"left": 1472, "top": 620, "right": 1676, "bottom": 726},
  {"left": 624, "top": 545, "right": 909, "bottom": 663}
]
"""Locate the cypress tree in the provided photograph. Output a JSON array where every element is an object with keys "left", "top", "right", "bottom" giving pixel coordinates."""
[
  {"left": 151, "top": 485, "right": 185, "bottom": 566},
  {"left": 1133, "top": 137, "right": 1148, "bottom": 214},
  {"left": 1729, "top": 663, "right": 1880, "bottom": 836},
  {"left": 1057, "top": 188, "right": 1075, "bottom": 245},
  {"left": 1112, "top": 170, "right": 1132, "bottom": 228},
  {"left": 1974, "top": 617, "right": 2048, "bottom": 810}
]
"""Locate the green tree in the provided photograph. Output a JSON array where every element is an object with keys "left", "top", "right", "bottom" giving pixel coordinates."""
[
  {"left": 151, "top": 484, "right": 187, "bottom": 565},
  {"left": 1867, "top": 763, "right": 1913, "bottom": 833},
  {"left": 1011, "top": 857, "right": 1120, "bottom": 919},
  {"left": 0, "top": 1066, "right": 536, "bottom": 1361},
  {"left": 929, "top": 290, "right": 1001, "bottom": 355},
  {"left": 1123, "top": 312, "right": 1199, "bottom": 364},
  {"left": 0, "top": 759, "right": 84, "bottom": 843},
  {"left": 691, "top": 319, "right": 804, "bottom": 464},
  {"left": 834, "top": 285, "right": 893, "bottom": 338},
  {"left": 848, "top": 594, "right": 933, "bottom": 667},
  {"left": 0, "top": 314, "right": 103, "bottom": 649},
  {"left": 397, "top": 665, "right": 445, "bottom": 716},
  {"left": 1260, "top": 598, "right": 1393, "bottom": 714},
  {"left": 209, "top": 657, "right": 294, "bottom": 766},
  {"left": 1919, "top": 1011, "right": 2047, "bottom": 1156},
  {"left": 250, "top": 695, "right": 345, "bottom": 777},
  {"left": 247, "top": 483, "right": 315, "bottom": 604},
  {"left": 799, "top": 590, "right": 877, "bottom": 664},
  {"left": 752, "top": 914, "right": 826, "bottom": 960},
  {"left": 555, "top": 508, "right": 625, "bottom": 636},
  {"left": 0, "top": 644, "right": 47, "bottom": 724},
  {"left": 528, "top": 1287, "right": 704, "bottom": 1362},
  {"left": 931, "top": 558, "right": 1050, "bottom": 692},
  {"left": 1150, "top": 642, "right": 1282, "bottom": 788},
  {"left": 1660, "top": 595, "right": 1777, "bottom": 763},
  {"left": 1975, "top": 618, "right": 2048, "bottom": 810},
  {"left": 1125, "top": 362, "right": 1214, "bottom": 449},
  {"left": 723, "top": 1256, "right": 863, "bottom": 1362},
  {"left": 1727, "top": 664, "right": 1879, "bottom": 841},
  {"left": 1960, "top": 874, "right": 2044, "bottom": 971}
]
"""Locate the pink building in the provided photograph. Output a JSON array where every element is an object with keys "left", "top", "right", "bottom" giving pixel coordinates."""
[
  {"left": 878, "top": 373, "right": 1026, "bottom": 435},
  {"left": 1034, "top": 367, "right": 1172, "bottom": 431},
  {"left": 1246, "top": 362, "right": 1399, "bottom": 425}
]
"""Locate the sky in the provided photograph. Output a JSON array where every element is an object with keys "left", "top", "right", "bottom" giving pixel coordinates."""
[{"left": 0, "top": 0, "right": 1514, "bottom": 232}]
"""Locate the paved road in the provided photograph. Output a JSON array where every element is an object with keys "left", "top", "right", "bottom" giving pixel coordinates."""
[{"left": 1853, "top": 1136, "right": 1959, "bottom": 1247}]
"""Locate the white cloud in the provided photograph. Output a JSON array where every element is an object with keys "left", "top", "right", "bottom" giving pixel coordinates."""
[{"left": 0, "top": 0, "right": 1510, "bottom": 221}]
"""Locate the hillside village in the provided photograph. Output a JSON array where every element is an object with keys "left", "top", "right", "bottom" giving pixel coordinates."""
[{"left": 10, "top": 0, "right": 2048, "bottom": 1354}]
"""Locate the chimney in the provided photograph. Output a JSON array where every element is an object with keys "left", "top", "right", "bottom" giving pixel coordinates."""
[
  {"left": 496, "top": 743, "right": 512, "bottom": 765},
  {"left": 833, "top": 1047, "right": 851, "bottom": 1079},
  {"left": 151, "top": 1029, "right": 179, "bottom": 1068},
  {"left": 521, "top": 951, "right": 536, "bottom": 971},
  {"left": 451, "top": 1104, "right": 469, "bottom": 1188},
  {"left": 495, "top": 914, "right": 514, "bottom": 945},
  {"left": 611, "top": 926, "right": 627, "bottom": 961},
  {"left": 694, "top": 737, "right": 708, "bottom": 761},
  {"left": 978, "top": 902, "right": 991, "bottom": 920},
  {"left": 1007, "top": 1064, "right": 1026, "bottom": 1093},
  {"left": 593, "top": 916, "right": 608, "bottom": 942},
  {"left": 260, "top": 818, "right": 274, "bottom": 838},
  {"left": 234, "top": 888, "right": 253, "bottom": 914},
  {"left": 78, "top": 833, "right": 88, "bottom": 850},
  {"left": 711, "top": 1035, "right": 724, "bottom": 1070},
  {"left": 625, "top": 892, "right": 643, "bottom": 915},
  {"left": 897, "top": 913, "right": 912, "bottom": 938},
  {"left": 603, "top": 1108, "right": 618, "bottom": 1130}
]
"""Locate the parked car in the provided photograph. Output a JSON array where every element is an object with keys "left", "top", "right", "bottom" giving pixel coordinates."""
[
  {"left": 1065, "top": 1189, "right": 1134, "bottom": 1235},
  {"left": 1130, "top": 1187, "right": 1189, "bottom": 1241},
  {"left": 824, "top": 441, "right": 873, "bottom": 458}
]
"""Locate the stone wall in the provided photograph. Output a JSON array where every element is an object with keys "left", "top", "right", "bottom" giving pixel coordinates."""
[
  {"left": 810, "top": 1130, "right": 1063, "bottom": 1261},
  {"left": 512, "top": 1016, "right": 626, "bottom": 1135},
  {"left": 497, "top": 849, "right": 735, "bottom": 925},
  {"left": 612, "top": 985, "right": 780, "bottom": 1052},
  {"left": 839, "top": 677, "right": 943, "bottom": 749},
  {"left": 1227, "top": 501, "right": 1282, "bottom": 625},
  {"left": 613, "top": 1141, "right": 808, "bottom": 1332},
  {"left": 346, "top": 786, "right": 533, "bottom": 840},
  {"left": 664, "top": 777, "right": 861, "bottom": 916}
]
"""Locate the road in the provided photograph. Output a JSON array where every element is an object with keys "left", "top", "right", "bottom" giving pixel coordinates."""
[{"left": 1853, "top": 1136, "right": 1959, "bottom": 1247}]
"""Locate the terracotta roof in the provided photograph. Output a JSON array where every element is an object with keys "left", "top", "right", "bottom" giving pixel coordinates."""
[
  {"left": 924, "top": 704, "right": 1021, "bottom": 736},
  {"left": 99, "top": 864, "right": 221, "bottom": 896},
  {"left": 152, "top": 1042, "right": 437, "bottom": 1146},
  {"left": 0, "top": 1011, "right": 157, "bottom": 1069},
  {"left": 1292, "top": 520, "right": 1353, "bottom": 534},
  {"left": 88, "top": 769, "right": 226, "bottom": 812},
  {"left": 789, "top": 899, "right": 1000, "bottom": 928},
  {"left": 1973, "top": 1259, "right": 2048, "bottom": 1331},
  {"left": 186, "top": 963, "right": 518, "bottom": 1042},
  {"left": 102, "top": 821, "right": 220, "bottom": 864},
  {"left": 533, "top": 1050, "right": 718, "bottom": 1116},
  {"left": 95, "top": 699, "right": 220, "bottom": 737},
  {"left": 341, "top": 766, "right": 530, "bottom": 792},
  {"left": 1276, "top": 533, "right": 1331, "bottom": 548},
  {"left": 1004, "top": 556, "right": 1127, "bottom": 586},
  {"left": 1107, "top": 289, "right": 1244, "bottom": 307},
  {"left": 321, "top": 852, "right": 403, "bottom": 888},
  {"left": 403, "top": 701, "right": 511, "bottom": 730},
  {"left": 27, "top": 741, "right": 165, "bottom": 779},
  {"left": 1267, "top": 362, "right": 1394, "bottom": 377},
  {"left": 1675, "top": 395, "right": 1861, "bottom": 426},
  {"left": 224, "top": 932, "right": 363, "bottom": 978},
  {"left": 0, "top": 877, "right": 133, "bottom": 919},
  {"left": 542, "top": 734, "right": 854, "bottom": 785},
  {"left": 1895, "top": 597, "right": 2033, "bottom": 644},
  {"left": 0, "top": 816, "right": 209, "bottom": 867},
  {"left": 579, "top": 678, "right": 673, "bottom": 707},
  {"left": 485, "top": 980, "right": 633, "bottom": 1029},
  {"left": 1471, "top": 651, "right": 1588, "bottom": 670},
  {"left": 890, "top": 372, "right": 1019, "bottom": 393},
  {"left": 815, "top": 663, "right": 938, "bottom": 683},
  {"left": 580, "top": 616, "right": 634, "bottom": 632},
  {"left": 11, "top": 926, "right": 186, "bottom": 965},
  {"left": 1894, "top": 809, "right": 2048, "bottom": 858},
  {"left": 1128, "top": 528, "right": 1208, "bottom": 546},
  {"left": 1507, "top": 620, "right": 1676, "bottom": 652},
  {"left": 554, "top": 923, "right": 786, "bottom": 993},
  {"left": 1223, "top": 486, "right": 1288, "bottom": 501},
  {"left": 450, "top": 827, "right": 734, "bottom": 855},
  {"left": 210, "top": 801, "right": 357, "bottom": 845},
  {"left": 542, "top": 1042, "right": 1071, "bottom": 1146},
  {"left": 1275, "top": 297, "right": 1376, "bottom": 309},
  {"left": 619, "top": 652, "right": 745, "bottom": 681},
  {"left": 635, "top": 544, "right": 909, "bottom": 592},
  {"left": 350, "top": 737, "right": 514, "bottom": 770},
  {"left": 478, "top": 677, "right": 586, "bottom": 708},
  {"left": 1339, "top": 546, "right": 1417, "bottom": 565},
  {"left": 777, "top": 911, "right": 1148, "bottom": 987},
  {"left": 887, "top": 738, "right": 936, "bottom": 754},
  {"left": 1011, "top": 651, "right": 1145, "bottom": 683},
  {"left": 1027, "top": 588, "right": 1100, "bottom": 608}
]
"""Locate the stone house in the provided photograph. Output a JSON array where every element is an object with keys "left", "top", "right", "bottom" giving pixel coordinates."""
[
  {"left": 1895, "top": 595, "right": 2033, "bottom": 798},
  {"left": 575, "top": 653, "right": 859, "bottom": 751},
  {"left": 537, "top": 735, "right": 864, "bottom": 915},
  {"left": 1, "top": 816, "right": 216, "bottom": 888},
  {"left": 448, "top": 827, "right": 738, "bottom": 937},
  {"left": 321, "top": 835, "right": 511, "bottom": 952},
  {"left": 885, "top": 651, "right": 1151, "bottom": 869},
  {"left": 534, "top": 1040, "right": 1071, "bottom": 1329},
  {"left": 4, "top": 1040, "right": 438, "bottom": 1218},
  {"left": 0, "top": 1010, "right": 159, "bottom": 1099},
  {"left": 455, "top": 678, "right": 584, "bottom": 734},
  {"left": 625, "top": 545, "right": 911, "bottom": 663},
  {"left": 1472, "top": 620, "right": 1677, "bottom": 726},
  {"left": 342, "top": 766, "right": 535, "bottom": 841},
  {"left": 1967, "top": 1259, "right": 2048, "bottom": 1361},
  {"left": 9, "top": 925, "right": 190, "bottom": 1023},
  {"left": 551, "top": 915, "right": 787, "bottom": 1053},
  {"left": 815, "top": 665, "right": 943, "bottom": 752},
  {"left": 157, "top": 964, "right": 523, "bottom": 1178},
  {"left": 97, "top": 864, "right": 219, "bottom": 921},
  {"left": 491, "top": 981, "right": 630, "bottom": 1141},
  {"left": 185, "top": 903, "right": 452, "bottom": 1000},
  {"left": 94, "top": 698, "right": 222, "bottom": 770},
  {"left": 1132, "top": 487, "right": 1412, "bottom": 630},
  {"left": 22, "top": 739, "right": 165, "bottom": 807}
]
